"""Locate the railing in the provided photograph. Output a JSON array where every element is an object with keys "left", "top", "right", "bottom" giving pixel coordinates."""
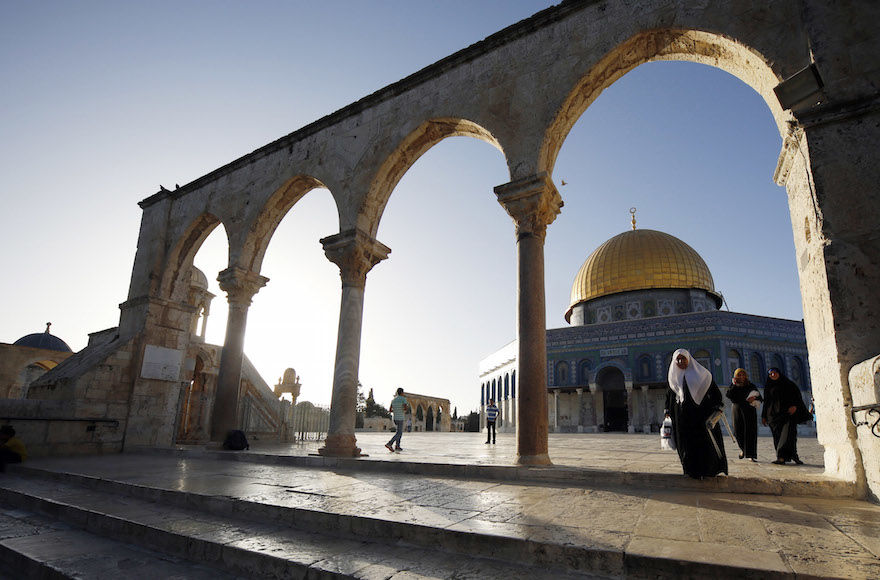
[
  {"left": 288, "top": 406, "right": 330, "bottom": 441},
  {"left": 849, "top": 404, "right": 880, "bottom": 438},
  {"left": 1, "top": 417, "right": 120, "bottom": 430}
]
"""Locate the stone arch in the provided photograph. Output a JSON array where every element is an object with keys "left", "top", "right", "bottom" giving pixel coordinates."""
[
  {"left": 238, "top": 174, "right": 333, "bottom": 273},
  {"left": 540, "top": 29, "right": 789, "bottom": 174},
  {"left": 426, "top": 406, "right": 435, "bottom": 431},
  {"left": 159, "top": 213, "right": 228, "bottom": 303},
  {"left": 360, "top": 118, "right": 506, "bottom": 236}
]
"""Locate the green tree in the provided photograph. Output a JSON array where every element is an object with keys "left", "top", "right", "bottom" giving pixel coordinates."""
[
  {"left": 364, "top": 388, "right": 391, "bottom": 419},
  {"left": 465, "top": 411, "right": 480, "bottom": 432}
]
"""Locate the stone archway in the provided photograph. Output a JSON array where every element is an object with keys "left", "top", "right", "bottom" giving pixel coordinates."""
[
  {"left": 43, "top": 1, "right": 878, "bottom": 495},
  {"left": 426, "top": 407, "right": 435, "bottom": 432}
]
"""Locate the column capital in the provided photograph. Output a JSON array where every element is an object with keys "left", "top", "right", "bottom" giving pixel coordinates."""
[
  {"left": 321, "top": 229, "right": 391, "bottom": 288},
  {"left": 217, "top": 267, "right": 268, "bottom": 306},
  {"left": 494, "top": 172, "right": 563, "bottom": 241}
]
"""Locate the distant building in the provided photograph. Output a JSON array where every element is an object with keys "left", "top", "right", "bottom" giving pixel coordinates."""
[
  {"left": 0, "top": 323, "right": 74, "bottom": 399},
  {"left": 480, "top": 224, "right": 811, "bottom": 434}
]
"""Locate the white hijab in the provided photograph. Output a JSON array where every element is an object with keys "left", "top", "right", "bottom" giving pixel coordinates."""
[{"left": 668, "top": 348, "right": 713, "bottom": 405}]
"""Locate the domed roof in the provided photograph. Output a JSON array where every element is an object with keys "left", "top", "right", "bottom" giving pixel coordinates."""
[
  {"left": 13, "top": 323, "right": 72, "bottom": 352},
  {"left": 190, "top": 267, "right": 209, "bottom": 290},
  {"left": 566, "top": 228, "right": 719, "bottom": 321}
]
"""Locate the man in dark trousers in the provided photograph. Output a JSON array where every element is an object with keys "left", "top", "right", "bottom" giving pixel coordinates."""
[{"left": 485, "top": 399, "right": 500, "bottom": 444}]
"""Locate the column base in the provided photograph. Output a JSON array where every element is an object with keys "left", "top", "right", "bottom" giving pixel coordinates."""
[
  {"left": 516, "top": 453, "right": 553, "bottom": 466},
  {"left": 318, "top": 433, "right": 362, "bottom": 457}
]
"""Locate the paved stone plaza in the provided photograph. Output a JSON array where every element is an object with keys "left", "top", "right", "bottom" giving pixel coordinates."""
[{"left": 2, "top": 432, "right": 878, "bottom": 578}]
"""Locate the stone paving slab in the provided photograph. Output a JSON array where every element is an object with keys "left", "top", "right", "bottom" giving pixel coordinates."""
[
  {"left": 7, "top": 434, "right": 880, "bottom": 579},
  {"left": 0, "top": 506, "right": 240, "bottom": 579},
  {"left": 0, "top": 474, "right": 594, "bottom": 580},
  {"left": 149, "top": 432, "right": 853, "bottom": 497}
]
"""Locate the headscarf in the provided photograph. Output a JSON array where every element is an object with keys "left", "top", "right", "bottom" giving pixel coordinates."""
[
  {"left": 668, "top": 348, "right": 714, "bottom": 405},
  {"left": 732, "top": 368, "right": 748, "bottom": 384}
]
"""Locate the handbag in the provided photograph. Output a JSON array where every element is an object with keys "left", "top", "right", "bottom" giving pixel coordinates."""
[{"left": 660, "top": 416, "right": 675, "bottom": 450}]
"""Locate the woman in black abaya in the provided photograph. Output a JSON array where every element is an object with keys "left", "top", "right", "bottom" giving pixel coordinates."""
[
  {"left": 665, "top": 349, "right": 728, "bottom": 479},
  {"left": 762, "top": 367, "right": 808, "bottom": 465},
  {"left": 726, "top": 368, "right": 761, "bottom": 461}
]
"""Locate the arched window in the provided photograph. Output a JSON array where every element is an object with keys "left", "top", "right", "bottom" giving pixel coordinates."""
[
  {"left": 481, "top": 383, "right": 485, "bottom": 406},
  {"left": 511, "top": 371, "right": 516, "bottom": 398},
  {"left": 504, "top": 374, "right": 510, "bottom": 400},
  {"left": 637, "top": 355, "right": 653, "bottom": 380},
  {"left": 771, "top": 353, "right": 785, "bottom": 374},
  {"left": 555, "top": 361, "right": 570, "bottom": 386},
  {"left": 491, "top": 379, "right": 496, "bottom": 401},
  {"left": 749, "top": 352, "right": 765, "bottom": 383},
  {"left": 416, "top": 406, "right": 424, "bottom": 421},
  {"left": 790, "top": 356, "right": 807, "bottom": 388},
  {"left": 727, "top": 349, "right": 742, "bottom": 381},
  {"left": 579, "top": 359, "right": 592, "bottom": 385},
  {"left": 693, "top": 349, "right": 712, "bottom": 373}
]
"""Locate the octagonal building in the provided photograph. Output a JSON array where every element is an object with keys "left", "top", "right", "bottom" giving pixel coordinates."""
[{"left": 479, "top": 225, "right": 812, "bottom": 435}]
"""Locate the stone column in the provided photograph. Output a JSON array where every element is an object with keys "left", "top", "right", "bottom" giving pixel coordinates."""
[
  {"left": 589, "top": 383, "right": 599, "bottom": 433},
  {"left": 576, "top": 388, "right": 584, "bottom": 433},
  {"left": 318, "top": 229, "right": 390, "bottom": 457},
  {"left": 211, "top": 267, "right": 268, "bottom": 442},
  {"left": 495, "top": 172, "right": 562, "bottom": 465},
  {"left": 625, "top": 384, "right": 634, "bottom": 433},
  {"left": 641, "top": 385, "right": 651, "bottom": 433}
]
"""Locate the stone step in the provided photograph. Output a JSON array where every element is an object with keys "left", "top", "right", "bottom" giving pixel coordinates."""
[
  {"left": 0, "top": 505, "right": 236, "bottom": 580},
  {"left": 136, "top": 445, "right": 857, "bottom": 498},
  {"left": 0, "top": 472, "right": 597, "bottom": 579},
  {"left": 2, "top": 459, "right": 820, "bottom": 579}
]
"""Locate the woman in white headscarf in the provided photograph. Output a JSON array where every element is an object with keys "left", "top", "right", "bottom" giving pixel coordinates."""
[{"left": 665, "top": 349, "right": 728, "bottom": 478}]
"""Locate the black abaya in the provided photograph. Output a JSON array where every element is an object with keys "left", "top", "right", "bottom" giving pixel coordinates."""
[
  {"left": 726, "top": 383, "right": 759, "bottom": 459},
  {"left": 666, "top": 379, "right": 728, "bottom": 478},
  {"left": 762, "top": 372, "right": 807, "bottom": 462}
]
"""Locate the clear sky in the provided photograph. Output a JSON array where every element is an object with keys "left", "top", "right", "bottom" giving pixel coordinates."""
[{"left": 1, "top": 1, "right": 801, "bottom": 416}]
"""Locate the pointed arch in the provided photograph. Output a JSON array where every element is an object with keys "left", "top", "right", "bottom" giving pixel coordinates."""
[
  {"left": 159, "top": 213, "right": 227, "bottom": 302},
  {"left": 238, "top": 174, "right": 332, "bottom": 273},
  {"left": 361, "top": 118, "right": 506, "bottom": 236},
  {"left": 540, "top": 29, "right": 789, "bottom": 174}
]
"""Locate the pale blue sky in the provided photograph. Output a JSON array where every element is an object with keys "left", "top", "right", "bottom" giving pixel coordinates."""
[{"left": 1, "top": 1, "right": 800, "bottom": 414}]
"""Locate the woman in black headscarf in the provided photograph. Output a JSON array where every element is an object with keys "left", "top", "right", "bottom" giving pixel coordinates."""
[
  {"left": 665, "top": 349, "right": 728, "bottom": 479},
  {"left": 761, "top": 367, "right": 809, "bottom": 465},
  {"left": 726, "top": 368, "right": 762, "bottom": 461}
]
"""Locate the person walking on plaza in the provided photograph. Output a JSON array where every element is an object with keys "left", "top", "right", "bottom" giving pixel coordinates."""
[
  {"left": 762, "top": 367, "right": 809, "bottom": 465},
  {"left": 385, "top": 388, "right": 409, "bottom": 453},
  {"left": 664, "top": 349, "right": 728, "bottom": 479},
  {"left": 726, "top": 368, "right": 762, "bottom": 461},
  {"left": 485, "top": 399, "right": 500, "bottom": 444}
]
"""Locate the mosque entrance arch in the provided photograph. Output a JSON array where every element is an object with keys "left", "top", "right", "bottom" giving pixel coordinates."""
[{"left": 597, "top": 366, "right": 627, "bottom": 432}]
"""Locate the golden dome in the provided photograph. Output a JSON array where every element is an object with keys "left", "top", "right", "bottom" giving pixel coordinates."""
[{"left": 566, "top": 229, "right": 718, "bottom": 321}]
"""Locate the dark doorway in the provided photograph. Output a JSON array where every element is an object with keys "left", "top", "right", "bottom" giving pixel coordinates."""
[
  {"left": 426, "top": 407, "right": 435, "bottom": 431},
  {"left": 597, "top": 366, "right": 628, "bottom": 432}
]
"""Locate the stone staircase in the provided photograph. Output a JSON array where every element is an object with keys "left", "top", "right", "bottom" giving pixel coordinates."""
[
  {"left": 0, "top": 450, "right": 871, "bottom": 579},
  {"left": 0, "top": 463, "right": 603, "bottom": 579}
]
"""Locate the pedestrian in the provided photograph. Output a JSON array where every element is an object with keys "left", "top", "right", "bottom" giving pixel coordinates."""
[
  {"left": 485, "top": 399, "right": 500, "bottom": 444},
  {"left": 385, "top": 388, "right": 409, "bottom": 452},
  {"left": 0, "top": 425, "right": 27, "bottom": 472},
  {"left": 665, "top": 349, "right": 728, "bottom": 479},
  {"left": 762, "top": 367, "right": 809, "bottom": 465},
  {"left": 725, "top": 368, "right": 761, "bottom": 461}
]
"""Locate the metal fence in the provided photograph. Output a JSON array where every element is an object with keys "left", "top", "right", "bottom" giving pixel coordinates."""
[{"left": 288, "top": 404, "right": 330, "bottom": 442}]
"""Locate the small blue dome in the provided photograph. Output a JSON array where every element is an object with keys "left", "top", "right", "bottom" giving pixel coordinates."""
[{"left": 13, "top": 323, "right": 72, "bottom": 352}]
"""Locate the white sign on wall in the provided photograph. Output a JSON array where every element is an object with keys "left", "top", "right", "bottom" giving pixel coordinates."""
[{"left": 141, "top": 345, "right": 183, "bottom": 381}]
